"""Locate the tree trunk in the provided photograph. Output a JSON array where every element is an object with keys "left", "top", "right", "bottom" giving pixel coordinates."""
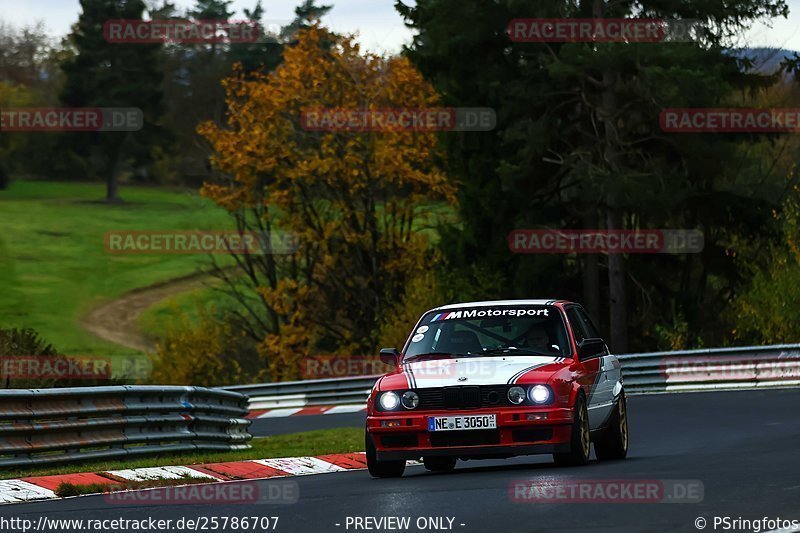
[
  {"left": 106, "top": 173, "right": 120, "bottom": 203},
  {"left": 106, "top": 135, "right": 128, "bottom": 204},
  {"left": 593, "top": 0, "right": 628, "bottom": 352},
  {"left": 606, "top": 208, "right": 628, "bottom": 352},
  {"left": 0, "top": 164, "right": 8, "bottom": 190},
  {"left": 582, "top": 210, "right": 600, "bottom": 324}
]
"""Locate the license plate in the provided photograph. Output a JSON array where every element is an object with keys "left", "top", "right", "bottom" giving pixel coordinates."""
[{"left": 428, "top": 414, "right": 497, "bottom": 432}]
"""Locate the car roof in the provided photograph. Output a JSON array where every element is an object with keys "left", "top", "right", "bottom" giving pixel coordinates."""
[{"left": 432, "top": 299, "right": 570, "bottom": 311}]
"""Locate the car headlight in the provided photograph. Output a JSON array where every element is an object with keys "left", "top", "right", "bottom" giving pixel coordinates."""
[
  {"left": 379, "top": 391, "right": 400, "bottom": 410},
  {"left": 529, "top": 384, "right": 551, "bottom": 404},
  {"left": 508, "top": 386, "right": 526, "bottom": 405},
  {"left": 401, "top": 391, "right": 419, "bottom": 409}
]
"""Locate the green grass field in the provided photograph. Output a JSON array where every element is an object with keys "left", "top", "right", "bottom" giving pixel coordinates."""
[
  {"left": 136, "top": 285, "right": 225, "bottom": 340},
  {"left": 0, "top": 180, "right": 457, "bottom": 360},
  {"left": 0, "top": 180, "right": 234, "bottom": 356}
]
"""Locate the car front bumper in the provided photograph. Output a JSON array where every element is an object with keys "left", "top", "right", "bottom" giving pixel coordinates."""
[{"left": 368, "top": 406, "right": 574, "bottom": 461}]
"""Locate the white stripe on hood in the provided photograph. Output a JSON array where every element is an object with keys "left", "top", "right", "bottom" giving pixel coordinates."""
[{"left": 403, "top": 355, "right": 561, "bottom": 388}]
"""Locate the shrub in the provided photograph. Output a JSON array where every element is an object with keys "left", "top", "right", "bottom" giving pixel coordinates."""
[{"left": 150, "top": 306, "right": 263, "bottom": 387}]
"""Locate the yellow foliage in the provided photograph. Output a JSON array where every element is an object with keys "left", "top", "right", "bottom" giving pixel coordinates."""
[
  {"left": 150, "top": 305, "right": 264, "bottom": 386},
  {"left": 198, "top": 25, "right": 456, "bottom": 380},
  {"left": 729, "top": 182, "right": 800, "bottom": 343},
  {"left": 375, "top": 266, "right": 445, "bottom": 351}
]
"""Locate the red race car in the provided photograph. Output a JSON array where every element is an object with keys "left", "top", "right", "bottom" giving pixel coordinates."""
[{"left": 366, "top": 299, "right": 628, "bottom": 477}]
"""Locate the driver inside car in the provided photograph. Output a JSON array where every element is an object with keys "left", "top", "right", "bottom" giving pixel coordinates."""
[{"left": 520, "top": 324, "right": 558, "bottom": 352}]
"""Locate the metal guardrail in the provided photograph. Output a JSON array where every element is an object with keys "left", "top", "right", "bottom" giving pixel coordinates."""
[
  {"left": 0, "top": 386, "right": 252, "bottom": 468},
  {"left": 229, "top": 375, "right": 378, "bottom": 410},
  {"left": 618, "top": 343, "right": 800, "bottom": 393},
  {"left": 225, "top": 344, "right": 800, "bottom": 411}
]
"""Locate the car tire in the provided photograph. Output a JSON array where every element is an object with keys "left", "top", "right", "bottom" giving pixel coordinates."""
[
  {"left": 366, "top": 431, "right": 406, "bottom": 478},
  {"left": 594, "top": 391, "right": 629, "bottom": 461},
  {"left": 423, "top": 456, "right": 457, "bottom": 472},
  {"left": 553, "top": 393, "right": 590, "bottom": 467}
]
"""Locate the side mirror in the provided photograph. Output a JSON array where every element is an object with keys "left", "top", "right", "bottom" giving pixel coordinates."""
[
  {"left": 577, "top": 338, "right": 607, "bottom": 360},
  {"left": 380, "top": 347, "right": 401, "bottom": 366}
]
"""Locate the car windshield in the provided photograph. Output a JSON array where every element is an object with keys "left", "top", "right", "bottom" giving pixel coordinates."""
[{"left": 404, "top": 305, "right": 569, "bottom": 359}]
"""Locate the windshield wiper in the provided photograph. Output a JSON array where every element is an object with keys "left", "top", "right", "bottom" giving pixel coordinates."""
[
  {"left": 479, "top": 347, "right": 557, "bottom": 357},
  {"left": 403, "top": 352, "right": 462, "bottom": 361}
]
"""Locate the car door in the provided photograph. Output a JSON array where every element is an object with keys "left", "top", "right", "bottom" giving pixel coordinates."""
[{"left": 566, "top": 306, "right": 615, "bottom": 429}]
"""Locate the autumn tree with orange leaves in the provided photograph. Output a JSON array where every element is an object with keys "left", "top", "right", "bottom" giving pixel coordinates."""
[{"left": 197, "top": 25, "right": 455, "bottom": 381}]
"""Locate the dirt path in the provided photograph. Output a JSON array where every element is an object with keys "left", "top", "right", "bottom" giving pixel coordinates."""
[{"left": 81, "top": 271, "right": 219, "bottom": 353}]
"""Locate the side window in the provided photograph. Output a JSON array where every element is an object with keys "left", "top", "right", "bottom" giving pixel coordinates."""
[
  {"left": 575, "top": 308, "right": 601, "bottom": 339},
  {"left": 566, "top": 308, "right": 588, "bottom": 343}
]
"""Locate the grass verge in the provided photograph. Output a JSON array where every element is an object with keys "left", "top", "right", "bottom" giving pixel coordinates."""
[
  {"left": 0, "top": 427, "right": 364, "bottom": 481},
  {"left": 0, "top": 180, "right": 234, "bottom": 356},
  {"left": 136, "top": 285, "right": 228, "bottom": 339},
  {"left": 55, "top": 476, "right": 212, "bottom": 498}
]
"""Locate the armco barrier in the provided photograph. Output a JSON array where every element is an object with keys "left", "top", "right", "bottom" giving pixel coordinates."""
[
  {"left": 225, "top": 344, "right": 800, "bottom": 411},
  {"left": 0, "top": 386, "right": 251, "bottom": 468},
  {"left": 227, "top": 375, "right": 378, "bottom": 411},
  {"left": 618, "top": 343, "right": 800, "bottom": 393}
]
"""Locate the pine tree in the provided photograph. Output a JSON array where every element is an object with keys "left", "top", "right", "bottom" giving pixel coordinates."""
[
  {"left": 60, "top": 0, "right": 165, "bottom": 203},
  {"left": 398, "top": 0, "right": 791, "bottom": 350},
  {"left": 280, "top": 0, "right": 332, "bottom": 42}
]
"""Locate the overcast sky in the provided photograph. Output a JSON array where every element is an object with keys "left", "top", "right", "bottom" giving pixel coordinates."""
[{"left": 1, "top": 0, "right": 799, "bottom": 54}]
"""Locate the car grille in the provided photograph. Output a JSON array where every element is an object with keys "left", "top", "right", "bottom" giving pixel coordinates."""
[
  {"left": 417, "top": 385, "right": 513, "bottom": 410},
  {"left": 380, "top": 434, "right": 418, "bottom": 448},
  {"left": 430, "top": 429, "right": 501, "bottom": 447},
  {"left": 511, "top": 428, "right": 553, "bottom": 443}
]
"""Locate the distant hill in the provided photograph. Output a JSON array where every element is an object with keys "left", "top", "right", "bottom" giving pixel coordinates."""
[{"left": 729, "top": 47, "right": 798, "bottom": 77}]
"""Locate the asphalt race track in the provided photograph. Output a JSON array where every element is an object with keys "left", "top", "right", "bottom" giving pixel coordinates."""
[{"left": 3, "top": 388, "right": 799, "bottom": 533}]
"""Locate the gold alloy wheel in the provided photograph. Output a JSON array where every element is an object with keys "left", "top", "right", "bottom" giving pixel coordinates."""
[
  {"left": 579, "top": 402, "right": 590, "bottom": 457},
  {"left": 619, "top": 396, "right": 628, "bottom": 451}
]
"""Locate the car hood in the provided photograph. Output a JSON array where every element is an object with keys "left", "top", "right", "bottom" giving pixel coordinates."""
[{"left": 380, "top": 355, "right": 566, "bottom": 389}]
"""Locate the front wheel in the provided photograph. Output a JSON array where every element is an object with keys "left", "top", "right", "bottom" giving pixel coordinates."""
[
  {"left": 423, "top": 456, "right": 457, "bottom": 472},
  {"left": 366, "top": 431, "right": 406, "bottom": 478},
  {"left": 594, "top": 391, "right": 629, "bottom": 461},
  {"left": 553, "top": 393, "right": 590, "bottom": 467}
]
